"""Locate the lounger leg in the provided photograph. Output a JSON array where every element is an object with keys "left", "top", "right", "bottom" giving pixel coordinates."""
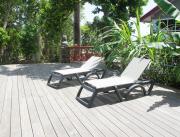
[
  {"left": 47, "top": 73, "right": 64, "bottom": 89},
  {"left": 88, "top": 91, "right": 98, "bottom": 108},
  {"left": 94, "top": 72, "right": 100, "bottom": 79},
  {"left": 58, "top": 77, "right": 64, "bottom": 87},
  {"left": 47, "top": 74, "right": 53, "bottom": 85},
  {"left": 75, "top": 74, "right": 83, "bottom": 85},
  {"left": 101, "top": 70, "right": 106, "bottom": 78},
  {"left": 114, "top": 87, "right": 123, "bottom": 102},
  {"left": 76, "top": 86, "right": 96, "bottom": 108},
  {"left": 76, "top": 86, "right": 84, "bottom": 97},
  {"left": 147, "top": 80, "right": 154, "bottom": 95}
]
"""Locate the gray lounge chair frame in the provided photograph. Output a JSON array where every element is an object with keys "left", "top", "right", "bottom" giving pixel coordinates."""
[
  {"left": 47, "top": 56, "right": 105, "bottom": 89},
  {"left": 76, "top": 57, "right": 154, "bottom": 108}
]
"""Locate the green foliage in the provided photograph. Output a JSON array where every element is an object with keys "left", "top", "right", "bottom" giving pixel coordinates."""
[
  {"left": 93, "top": 11, "right": 180, "bottom": 87},
  {"left": 154, "top": 0, "right": 180, "bottom": 20},
  {"left": 39, "top": 0, "right": 78, "bottom": 61},
  {"left": 0, "top": 27, "right": 10, "bottom": 48},
  {"left": 81, "top": 16, "right": 115, "bottom": 48},
  {"left": 81, "top": 25, "right": 91, "bottom": 45},
  {"left": 84, "top": 0, "right": 148, "bottom": 22},
  {"left": 93, "top": 20, "right": 134, "bottom": 67},
  {"left": 0, "top": 0, "right": 22, "bottom": 28},
  {"left": 6, "top": 28, "right": 22, "bottom": 63},
  {"left": 0, "top": 0, "right": 77, "bottom": 63},
  {"left": 20, "top": 24, "right": 38, "bottom": 60}
]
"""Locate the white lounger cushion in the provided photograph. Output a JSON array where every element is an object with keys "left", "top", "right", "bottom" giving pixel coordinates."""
[
  {"left": 86, "top": 76, "right": 135, "bottom": 89},
  {"left": 54, "top": 68, "right": 90, "bottom": 75}
]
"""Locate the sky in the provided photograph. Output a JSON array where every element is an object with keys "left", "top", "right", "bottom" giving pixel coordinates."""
[
  {"left": 81, "top": 0, "right": 157, "bottom": 25},
  {"left": 81, "top": 3, "right": 103, "bottom": 25}
]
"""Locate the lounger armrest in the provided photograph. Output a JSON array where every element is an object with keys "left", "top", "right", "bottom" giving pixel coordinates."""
[
  {"left": 135, "top": 79, "right": 155, "bottom": 95},
  {"left": 83, "top": 68, "right": 105, "bottom": 81}
]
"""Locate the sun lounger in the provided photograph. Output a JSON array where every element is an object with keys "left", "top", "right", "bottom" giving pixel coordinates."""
[
  {"left": 76, "top": 57, "right": 154, "bottom": 108},
  {"left": 47, "top": 56, "right": 104, "bottom": 88}
]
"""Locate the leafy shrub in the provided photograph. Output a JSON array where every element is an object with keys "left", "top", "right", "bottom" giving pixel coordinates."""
[
  {"left": 20, "top": 24, "right": 38, "bottom": 61},
  {"left": 0, "top": 27, "right": 10, "bottom": 48},
  {"left": 93, "top": 16, "right": 180, "bottom": 87}
]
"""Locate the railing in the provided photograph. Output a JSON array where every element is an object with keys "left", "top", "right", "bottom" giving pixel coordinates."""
[{"left": 61, "top": 45, "right": 100, "bottom": 63}]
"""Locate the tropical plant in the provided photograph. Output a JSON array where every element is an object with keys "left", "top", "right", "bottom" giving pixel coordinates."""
[
  {"left": 154, "top": 0, "right": 180, "bottom": 20},
  {"left": 93, "top": 10, "right": 180, "bottom": 87}
]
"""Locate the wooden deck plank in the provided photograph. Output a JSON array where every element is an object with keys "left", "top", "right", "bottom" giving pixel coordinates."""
[
  {"left": 0, "top": 69, "right": 12, "bottom": 137},
  {"left": 137, "top": 95, "right": 180, "bottom": 120},
  {"left": 52, "top": 87, "right": 118, "bottom": 137},
  {"left": 21, "top": 68, "right": 46, "bottom": 137},
  {"left": 31, "top": 79, "right": 70, "bottom": 137},
  {"left": 37, "top": 64, "right": 180, "bottom": 136},
  {"left": 36, "top": 83, "right": 82, "bottom": 137},
  {"left": 25, "top": 68, "right": 58, "bottom": 137},
  {"left": 38, "top": 66, "right": 115, "bottom": 137},
  {"left": 120, "top": 100, "right": 180, "bottom": 137},
  {"left": 38, "top": 85, "right": 94, "bottom": 137},
  {"left": 62, "top": 85, "right": 140, "bottom": 137},
  {"left": 36, "top": 70, "right": 95, "bottom": 137},
  {"left": 1, "top": 64, "right": 180, "bottom": 137},
  {"left": 63, "top": 88, "right": 139, "bottom": 137},
  {"left": 0, "top": 71, "right": 9, "bottom": 124},
  {"left": 48, "top": 89, "right": 119, "bottom": 137},
  {"left": 38, "top": 81, "right": 106, "bottom": 137},
  {"left": 95, "top": 98, "right": 163, "bottom": 137},
  {"left": 100, "top": 94, "right": 177, "bottom": 137},
  {"left": 80, "top": 89, "right": 155, "bottom": 137},
  {"left": 64, "top": 89, "right": 124, "bottom": 137},
  {"left": 38, "top": 67, "right": 129, "bottom": 137},
  {"left": 31, "top": 65, "right": 83, "bottom": 137},
  {"left": 131, "top": 97, "right": 180, "bottom": 129},
  {"left": 133, "top": 98, "right": 180, "bottom": 129},
  {"left": 11, "top": 68, "right": 21, "bottom": 137},
  {"left": 18, "top": 69, "right": 34, "bottom": 137}
]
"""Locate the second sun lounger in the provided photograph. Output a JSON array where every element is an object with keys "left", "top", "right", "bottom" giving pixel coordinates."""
[
  {"left": 47, "top": 56, "right": 104, "bottom": 88},
  {"left": 76, "top": 57, "right": 154, "bottom": 108}
]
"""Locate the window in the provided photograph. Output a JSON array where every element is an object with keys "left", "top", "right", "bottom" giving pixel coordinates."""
[{"left": 153, "top": 18, "right": 180, "bottom": 32}]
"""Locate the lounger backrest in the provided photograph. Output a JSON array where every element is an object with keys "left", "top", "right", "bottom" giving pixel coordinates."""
[
  {"left": 81, "top": 56, "right": 103, "bottom": 70},
  {"left": 120, "top": 57, "right": 150, "bottom": 81}
]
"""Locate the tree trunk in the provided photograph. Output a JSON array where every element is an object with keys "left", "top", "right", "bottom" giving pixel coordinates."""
[
  {"left": 3, "top": 2, "right": 11, "bottom": 29},
  {"left": 74, "top": 2, "right": 80, "bottom": 45},
  {"left": 3, "top": 17, "right": 8, "bottom": 29},
  {"left": 35, "top": 33, "right": 42, "bottom": 62}
]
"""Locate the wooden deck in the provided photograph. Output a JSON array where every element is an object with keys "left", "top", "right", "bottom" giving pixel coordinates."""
[{"left": 0, "top": 63, "right": 180, "bottom": 137}]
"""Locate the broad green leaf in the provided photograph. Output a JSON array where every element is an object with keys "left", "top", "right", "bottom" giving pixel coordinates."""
[{"left": 154, "top": 0, "right": 180, "bottom": 20}]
